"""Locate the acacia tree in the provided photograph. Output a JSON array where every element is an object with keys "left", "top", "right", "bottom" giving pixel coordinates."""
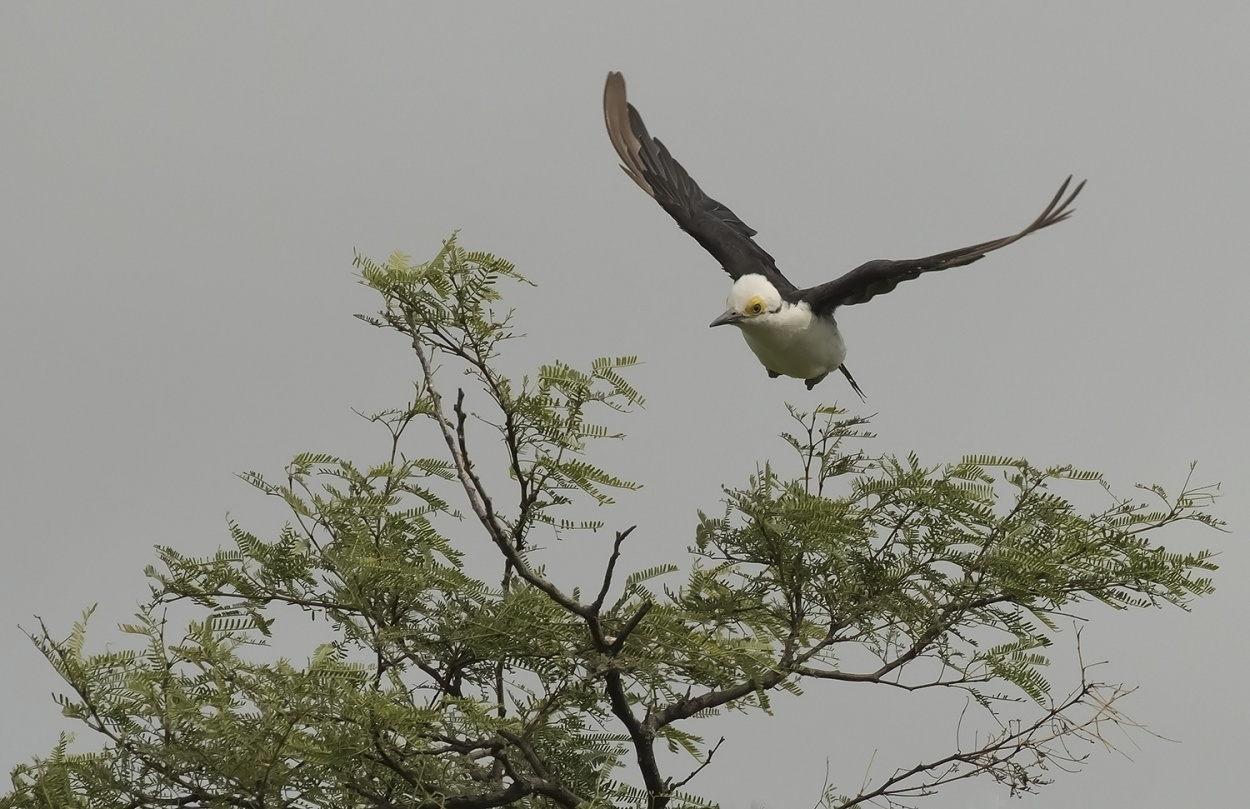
[{"left": 3, "top": 239, "right": 1222, "bottom": 809}]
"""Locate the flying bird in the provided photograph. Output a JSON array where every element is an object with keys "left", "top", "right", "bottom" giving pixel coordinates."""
[{"left": 603, "top": 71, "right": 1084, "bottom": 397}]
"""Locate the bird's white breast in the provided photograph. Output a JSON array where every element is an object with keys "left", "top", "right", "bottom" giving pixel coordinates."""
[{"left": 739, "top": 302, "right": 847, "bottom": 380}]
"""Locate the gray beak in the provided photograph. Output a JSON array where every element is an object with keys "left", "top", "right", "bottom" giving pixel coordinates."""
[{"left": 709, "top": 309, "right": 744, "bottom": 328}]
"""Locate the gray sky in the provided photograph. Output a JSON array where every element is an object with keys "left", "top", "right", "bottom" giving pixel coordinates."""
[{"left": 2, "top": 3, "right": 1247, "bottom": 807}]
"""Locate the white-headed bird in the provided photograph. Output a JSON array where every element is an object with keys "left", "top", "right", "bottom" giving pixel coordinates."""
[{"left": 603, "top": 71, "right": 1084, "bottom": 397}]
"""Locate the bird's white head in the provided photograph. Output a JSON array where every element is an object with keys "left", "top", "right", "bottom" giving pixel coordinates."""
[{"left": 709, "top": 273, "right": 783, "bottom": 328}]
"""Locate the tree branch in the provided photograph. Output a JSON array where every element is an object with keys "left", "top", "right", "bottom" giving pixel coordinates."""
[
  {"left": 648, "top": 670, "right": 785, "bottom": 731},
  {"left": 836, "top": 674, "right": 1133, "bottom": 808},
  {"left": 603, "top": 669, "right": 668, "bottom": 809},
  {"left": 669, "top": 736, "right": 725, "bottom": 791},
  {"left": 607, "top": 601, "right": 653, "bottom": 655},
  {"left": 591, "top": 526, "right": 637, "bottom": 615},
  {"left": 497, "top": 729, "right": 584, "bottom": 809},
  {"left": 408, "top": 334, "right": 591, "bottom": 620}
]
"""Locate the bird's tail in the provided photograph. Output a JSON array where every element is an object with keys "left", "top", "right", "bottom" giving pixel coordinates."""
[{"left": 839, "top": 364, "right": 866, "bottom": 400}]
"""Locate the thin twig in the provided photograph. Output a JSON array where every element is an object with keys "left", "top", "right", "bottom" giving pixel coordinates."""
[
  {"left": 592, "top": 526, "right": 637, "bottom": 615},
  {"left": 669, "top": 736, "right": 725, "bottom": 791}
]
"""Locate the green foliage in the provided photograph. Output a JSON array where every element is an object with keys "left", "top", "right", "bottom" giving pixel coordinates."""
[
  {"left": 3, "top": 237, "right": 1225, "bottom": 809},
  {"left": 692, "top": 409, "right": 1218, "bottom": 707},
  {"left": 356, "top": 241, "right": 642, "bottom": 535}
]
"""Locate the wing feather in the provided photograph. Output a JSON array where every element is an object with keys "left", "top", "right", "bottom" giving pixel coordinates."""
[
  {"left": 604, "top": 72, "right": 797, "bottom": 291},
  {"left": 801, "top": 177, "right": 1085, "bottom": 313}
]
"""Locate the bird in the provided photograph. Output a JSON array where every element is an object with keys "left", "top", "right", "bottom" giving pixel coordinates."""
[{"left": 603, "top": 71, "right": 1084, "bottom": 398}]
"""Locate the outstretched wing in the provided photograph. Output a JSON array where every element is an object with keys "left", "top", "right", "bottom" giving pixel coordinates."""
[
  {"left": 604, "top": 72, "right": 797, "bottom": 292},
  {"left": 800, "top": 176, "right": 1085, "bottom": 315}
]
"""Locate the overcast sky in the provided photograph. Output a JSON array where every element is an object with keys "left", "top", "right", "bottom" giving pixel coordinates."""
[{"left": 2, "top": 4, "right": 1247, "bottom": 808}]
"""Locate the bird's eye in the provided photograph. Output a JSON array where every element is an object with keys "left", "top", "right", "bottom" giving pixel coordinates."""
[{"left": 747, "top": 296, "right": 766, "bottom": 316}]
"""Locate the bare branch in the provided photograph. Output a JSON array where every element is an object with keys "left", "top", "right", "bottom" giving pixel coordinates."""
[
  {"left": 669, "top": 736, "right": 725, "bottom": 791},
  {"left": 835, "top": 673, "right": 1136, "bottom": 808},
  {"left": 591, "top": 526, "right": 637, "bottom": 615}
]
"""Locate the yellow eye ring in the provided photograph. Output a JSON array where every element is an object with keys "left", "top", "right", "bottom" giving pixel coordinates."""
[{"left": 746, "top": 296, "right": 766, "bottom": 316}]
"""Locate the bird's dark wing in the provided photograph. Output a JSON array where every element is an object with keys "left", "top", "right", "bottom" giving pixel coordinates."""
[
  {"left": 604, "top": 72, "right": 798, "bottom": 292},
  {"left": 800, "top": 176, "right": 1085, "bottom": 315}
]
